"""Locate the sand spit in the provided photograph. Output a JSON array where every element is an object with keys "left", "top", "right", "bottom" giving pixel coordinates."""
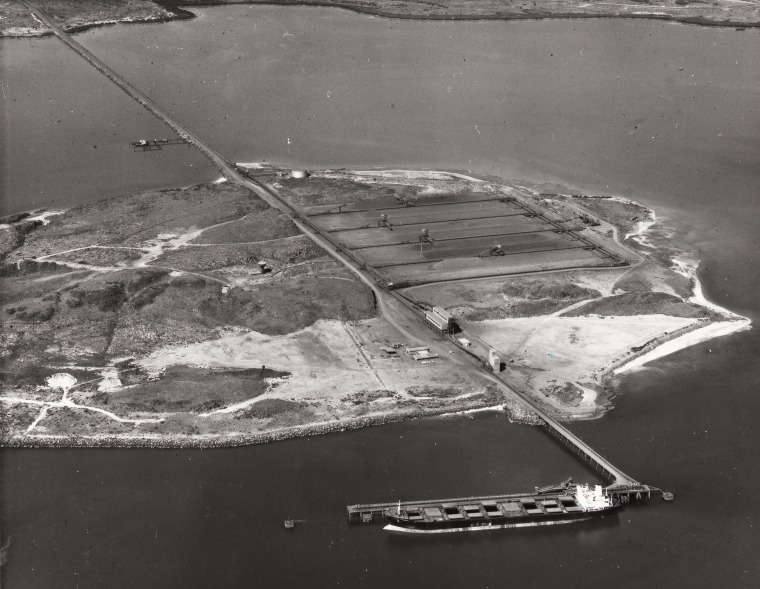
[{"left": 614, "top": 318, "right": 751, "bottom": 374}]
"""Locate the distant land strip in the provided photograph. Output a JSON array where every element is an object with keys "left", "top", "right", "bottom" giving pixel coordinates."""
[
  {"left": 160, "top": 0, "right": 760, "bottom": 28},
  {"left": 2, "top": 0, "right": 759, "bottom": 39}
]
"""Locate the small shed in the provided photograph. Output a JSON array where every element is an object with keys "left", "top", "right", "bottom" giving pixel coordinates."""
[{"left": 406, "top": 345, "right": 430, "bottom": 355}]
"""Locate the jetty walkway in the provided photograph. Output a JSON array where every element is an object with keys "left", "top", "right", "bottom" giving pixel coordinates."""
[{"left": 494, "top": 373, "right": 640, "bottom": 490}]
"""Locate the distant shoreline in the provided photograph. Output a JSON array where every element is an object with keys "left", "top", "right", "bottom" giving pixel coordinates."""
[{"left": 1, "top": 0, "right": 758, "bottom": 39}]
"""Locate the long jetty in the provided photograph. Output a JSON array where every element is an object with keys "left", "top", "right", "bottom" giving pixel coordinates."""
[
  {"left": 19, "top": 1, "right": 239, "bottom": 181},
  {"left": 494, "top": 374, "right": 639, "bottom": 490},
  {"left": 28, "top": 0, "right": 661, "bottom": 514}
]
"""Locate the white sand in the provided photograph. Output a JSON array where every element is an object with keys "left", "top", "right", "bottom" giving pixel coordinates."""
[
  {"left": 469, "top": 314, "right": 698, "bottom": 380},
  {"left": 46, "top": 373, "right": 77, "bottom": 392},
  {"left": 671, "top": 254, "right": 745, "bottom": 319},
  {"left": 614, "top": 319, "right": 751, "bottom": 374},
  {"left": 97, "top": 368, "right": 123, "bottom": 392},
  {"left": 624, "top": 215, "right": 657, "bottom": 248}
]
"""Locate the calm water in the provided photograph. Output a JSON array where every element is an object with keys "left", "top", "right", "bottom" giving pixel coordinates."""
[
  {"left": 2, "top": 6, "right": 760, "bottom": 587},
  {"left": 0, "top": 38, "right": 216, "bottom": 215}
]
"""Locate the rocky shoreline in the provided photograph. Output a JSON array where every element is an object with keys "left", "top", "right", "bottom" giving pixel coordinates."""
[{"left": 1, "top": 402, "right": 510, "bottom": 449}]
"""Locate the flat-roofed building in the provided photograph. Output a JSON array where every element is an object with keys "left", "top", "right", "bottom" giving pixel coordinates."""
[
  {"left": 425, "top": 306, "right": 454, "bottom": 333},
  {"left": 406, "top": 345, "right": 431, "bottom": 355}
]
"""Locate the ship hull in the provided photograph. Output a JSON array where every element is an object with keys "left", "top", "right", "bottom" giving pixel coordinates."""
[
  {"left": 384, "top": 504, "right": 620, "bottom": 534},
  {"left": 384, "top": 517, "right": 594, "bottom": 534}
]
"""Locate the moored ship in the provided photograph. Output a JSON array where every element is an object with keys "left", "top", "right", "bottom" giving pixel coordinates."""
[{"left": 383, "top": 483, "right": 620, "bottom": 534}]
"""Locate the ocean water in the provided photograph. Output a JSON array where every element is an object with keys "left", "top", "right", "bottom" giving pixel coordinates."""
[{"left": 2, "top": 7, "right": 759, "bottom": 587}]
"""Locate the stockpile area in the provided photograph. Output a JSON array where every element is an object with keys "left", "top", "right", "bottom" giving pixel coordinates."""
[{"left": 300, "top": 186, "right": 610, "bottom": 284}]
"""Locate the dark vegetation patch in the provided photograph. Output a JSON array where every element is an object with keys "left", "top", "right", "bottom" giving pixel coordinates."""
[
  {"left": 342, "top": 389, "right": 400, "bottom": 404},
  {"left": 238, "top": 398, "right": 305, "bottom": 419},
  {"left": 110, "top": 272, "right": 376, "bottom": 357},
  {"left": 275, "top": 177, "right": 417, "bottom": 207},
  {"left": 191, "top": 208, "right": 300, "bottom": 244},
  {"left": 0, "top": 212, "right": 31, "bottom": 225},
  {"left": 565, "top": 292, "right": 720, "bottom": 319},
  {"left": 0, "top": 227, "right": 23, "bottom": 260},
  {"left": 498, "top": 280, "right": 597, "bottom": 300},
  {"left": 53, "top": 247, "right": 144, "bottom": 267},
  {"left": 462, "top": 279, "right": 600, "bottom": 320},
  {"left": 542, "top": 381, "right": 584, "bottom": 406},
  {"left": 0, "top": 222, "right": 41, "bottom": 260},
  {"left": 65, "top": 281, "right": 126, "bottom": 312},
  {"left": 396, "top": 386, "right": 502, "bottom": 409},
  {"left": 8, "top": 183, "right": 266, "bottom": 261},
  {"left": 570, "top": 196, "right": 651, "bottom": 237},
  {"left": 0, "top": 259, "right": 73, "bottom": 279},
  {"left": 38, "top": 406, "right": 135, "bottom": 435},
  {"left": 0, "top": 404, "right": 45, "bottom": 440},
  {"left": 0, "top": 268, "right": 171, "bottom": 365},
  {"left": 100, "top": 366, "right": 288, "bottom": 413},
  {"left": 0, "top": 364, "right": 96, "bottom": 391},
  {"left": 613, "top": 261, "right": 692, "bottom": 299},
  {"left": 406, "top": 385, "right": 465, "bottom": 398},
  {"left": 150, "top": 236, "right": 323, "bottom": 272}
]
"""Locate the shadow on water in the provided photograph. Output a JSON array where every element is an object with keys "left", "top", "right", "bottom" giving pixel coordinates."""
[{"left": 381, "top": 512, "right": 623, "bottom": 547}]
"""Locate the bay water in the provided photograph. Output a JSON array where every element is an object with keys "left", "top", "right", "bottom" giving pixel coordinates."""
[{"left": 1, "top": 7, "right": 759, "bottom": 587}]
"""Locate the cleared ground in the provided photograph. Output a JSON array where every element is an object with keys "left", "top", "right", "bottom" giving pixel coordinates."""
[{"left": 465, "top": 314, "right": 700, "bottom": 417}]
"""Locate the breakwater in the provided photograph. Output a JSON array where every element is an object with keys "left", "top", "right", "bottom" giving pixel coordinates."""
[{"left": 0, "top": 401, "right": 506, "bottom": 450}]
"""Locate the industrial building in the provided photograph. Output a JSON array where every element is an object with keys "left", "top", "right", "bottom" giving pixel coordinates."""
[
  {"left": 425, "top": 306, "right": 454, "bottom": 334},
  {"left": 489, "top": 349, "right": 503, "bottom": 372},
  {"left": 405, "top": 345, "right": 439, "bottom": 361}
]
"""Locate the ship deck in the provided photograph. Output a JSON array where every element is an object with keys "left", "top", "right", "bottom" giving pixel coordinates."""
[{"left": 347, "top": 489, "right": 584, "bottom": 524}]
